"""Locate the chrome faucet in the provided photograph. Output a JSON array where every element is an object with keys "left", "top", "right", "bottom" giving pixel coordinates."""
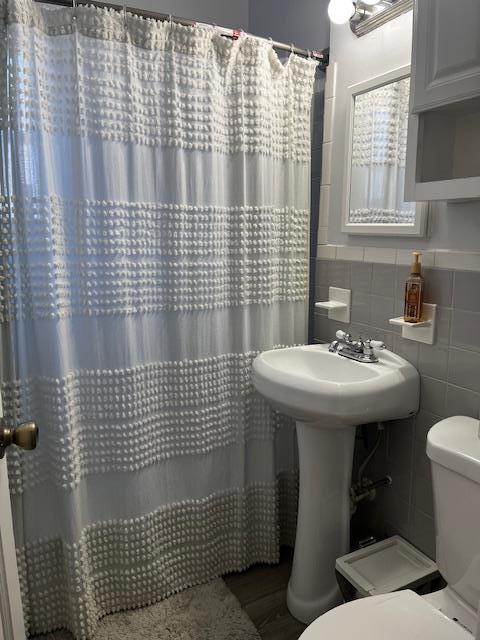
[{"left": 329, "top": 330, "right": 386, "bottom": 363}]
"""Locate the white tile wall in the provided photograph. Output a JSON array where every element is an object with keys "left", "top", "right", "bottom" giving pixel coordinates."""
[
  {"left": 320, "top": 141, "right": 333, "bottom": 186},
  {"left": 316, "top": 244, "right": 480, "bottom": 272},
  {"left": 323, "top": 97, "right": 335, "bottom": 143},
  {"left": 318, "top": 185, "right": 330, "bottom": 228}
]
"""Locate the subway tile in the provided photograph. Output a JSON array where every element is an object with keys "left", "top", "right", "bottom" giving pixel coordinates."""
[
  {"left": 381, "top": 493, "right": 411, "bottom": 535},
  {"left": 364, "top": 247, "right": 396, "bottom": 264},
  {"left": 317, "top": 227, "right": 328, "bottom": 245},
  {"left": 323, "top": 97, "right": 335, "bottom": 143},
  {"left": 413, "top": 439, "right": 432, "bottom": 483},
  {"left": 391, "top": 333, "right": 419, "bottom": 367},
  {"left": 414, "top": 410, "right": 442, "bottom": 445},
  {"left": 315, "top": 259, "right": 330, "bottom": 286},
  {"left": 351, "top": 291, "right": 371, "bottom": 325},
  {"left": 395, "top": 265, "right": 410, "bottom": 300},
  {"left": 317, "top": 245, "right": 336, "bottom": 260},
  {"left": 318, "top": 185, "right": 330, "bottom": 227},
  {"left": 448, "top": 348, "right": 480, "bottom": 393},
  {"left": 328, "top": 260, "right": 351, "bottom": 288},
  {"left": 451, "top": 309, "right": 480, "bottom": 352},
  {"left": 420, "top": 376, "right": 446, "bottom": 416},
  {"left": 387, "top": 464, "right": 413, "bottom": 504},
  {"left": 412, "top": 474, "right": 434, "bottom": 517},
  {"left": 321, "top": 141, "right": 332, "bottom": 184},
  {"left": 453, "top": 270, "right": 480, "bottom": 312},
  {"left": 351, "top": 262, "right": 373, "bottom": 293},
  {"left": 435, "top": 307, "right": 452, "bottom": 346},
  {"left": 435, "top": 250, "right": 480, "bottom": 271},
  {"left": 370, "top": 295, "right": 395, "bottom": 330},
  {"left": 325, "top": 61, "right": 337, "bottom": 99},
  {"left": 314, "top": 286, "right": 330, "bottom": 316},
  {"left": 417, "top": 343, "right": 449, "bottom": 381},
  {"left": 313, "top": 314, "right": 330, "bottom": 342},
  {"left": 314, "top": 316, "right": 346, "bottom": 343},
  {"left": 444, "top": 384, "right": 480, "bottom": 419},
  {"left": 407, "top": 508, "right": 436, "bottom": 559},
  {"left": 393, "top": 298, "right": 405, "bottom": 318},
  {"left": 372, "top": 264, "right": 396, "bottom": 297},
  {"left": 423, "top": 268, "right": 453, "bottom": 307},
  {"left": 336, "top": 245, "right": 364, "bottom": 262}
]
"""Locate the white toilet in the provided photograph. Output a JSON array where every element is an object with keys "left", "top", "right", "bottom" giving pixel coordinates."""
[{"left": 300, "top": 415, "right": 480, "bottom": 639}]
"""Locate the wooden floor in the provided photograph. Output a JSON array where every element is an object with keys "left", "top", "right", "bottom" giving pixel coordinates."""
[{"left": 224, "top": 549, "right": 307, "bottom": 640}]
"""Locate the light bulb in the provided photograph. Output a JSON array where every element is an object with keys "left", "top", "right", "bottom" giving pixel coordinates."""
[
  {"left": 362, "top": 0, "right": 381, "bottom": 5},
  {"left": 327, "top": 0, "right": 356, "bottom": 24}
]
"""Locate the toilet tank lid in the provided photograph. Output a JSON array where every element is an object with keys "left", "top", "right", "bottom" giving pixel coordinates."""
[{"left": 427, "top": 416, "right": 480, "bottom": 483}]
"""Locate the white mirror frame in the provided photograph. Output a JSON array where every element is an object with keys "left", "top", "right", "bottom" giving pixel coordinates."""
[{"left": 342, "top": 64, "right": 428, "bottom": 237}]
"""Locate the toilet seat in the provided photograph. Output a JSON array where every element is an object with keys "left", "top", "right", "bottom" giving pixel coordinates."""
[{"left": 299, "top": 590, "right": 472, "bottom": 639}]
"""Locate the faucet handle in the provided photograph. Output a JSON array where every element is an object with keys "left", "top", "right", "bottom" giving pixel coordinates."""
[{"left": 335, "top": 330, "right": 350, "bottom": 342}]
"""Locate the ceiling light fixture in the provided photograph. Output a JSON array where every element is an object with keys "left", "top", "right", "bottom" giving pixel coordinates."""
[{"left": 327, "top": 0, "right": 356, "bottom": 25}]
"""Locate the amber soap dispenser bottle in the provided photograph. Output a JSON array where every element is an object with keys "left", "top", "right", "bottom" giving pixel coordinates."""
[{"left": 404, "top": 252, "right": 424, "bottom": 323}]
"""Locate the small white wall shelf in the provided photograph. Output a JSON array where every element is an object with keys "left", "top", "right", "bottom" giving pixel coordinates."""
[
  {"left": 315, "top": 287, "right": 351, "bottom": 323},
  {"left": 389, "top": 303, "right": 437, "bottom": 344}
]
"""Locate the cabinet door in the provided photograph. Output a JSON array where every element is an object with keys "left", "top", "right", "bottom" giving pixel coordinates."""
[{"left": 411, "top": 0, "right": 480, "bottom": 112}]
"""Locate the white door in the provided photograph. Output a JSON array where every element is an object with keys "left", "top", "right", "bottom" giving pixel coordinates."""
[{"left": 0, "top": 390, "right": 30, "bottom": 640}]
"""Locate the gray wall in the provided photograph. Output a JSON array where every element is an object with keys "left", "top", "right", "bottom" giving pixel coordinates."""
[
  {"left": 127, "top": 0, "right": 249, "bottom": 29},
  {"left": 127, "top": 0, "right": 332, "bottom": 44},
  {"left": 249, "top": 0, "right": 330, "bottom": 52}
]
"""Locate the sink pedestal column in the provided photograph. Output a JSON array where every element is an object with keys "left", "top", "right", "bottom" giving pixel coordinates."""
[{"left": 287, "top": 420, "right": 356, "bottom": 624}]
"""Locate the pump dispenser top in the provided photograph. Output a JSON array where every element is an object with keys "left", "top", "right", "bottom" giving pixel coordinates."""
[{"left": 411, "top": 252, "right": 422, "bottom": 275}]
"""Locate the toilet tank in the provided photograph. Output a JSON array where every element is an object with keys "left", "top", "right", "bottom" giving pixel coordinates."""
[{"left": 427, "top": 416, "right": 480, "bottom": 611}]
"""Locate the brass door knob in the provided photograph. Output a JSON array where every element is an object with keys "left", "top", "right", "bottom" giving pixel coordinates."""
[{"left": 0, "top": 420, "right": 38, "bottom": 459}]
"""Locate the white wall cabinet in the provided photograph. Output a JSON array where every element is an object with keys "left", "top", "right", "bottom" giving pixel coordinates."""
[
  {"left": 411, "top": 0, "right": 480, "bottom": 113},
  {"left": 405, "top": 0, "right": 480, "bottom": 202}
]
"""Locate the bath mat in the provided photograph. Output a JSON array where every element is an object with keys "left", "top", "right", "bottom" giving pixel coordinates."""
[{"left": 35, "top": 579, "right": 261, "bottom": 640}]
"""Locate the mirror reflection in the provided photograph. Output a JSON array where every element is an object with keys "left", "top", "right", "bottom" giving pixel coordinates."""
[{"left": 349, "top": 76, "right": 415, "bottom": 225}]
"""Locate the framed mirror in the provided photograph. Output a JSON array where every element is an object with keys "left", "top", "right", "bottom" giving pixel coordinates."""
[{"left": 342, "top": 65, "right": 427, "bottom": 236}]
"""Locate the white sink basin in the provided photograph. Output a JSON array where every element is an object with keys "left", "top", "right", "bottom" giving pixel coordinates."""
[
  {"left": 253, "top": 343, "right": 419, "bottom": 424},
  {"left": 252, "top": 343, "right": 420, "bottom": 625}
]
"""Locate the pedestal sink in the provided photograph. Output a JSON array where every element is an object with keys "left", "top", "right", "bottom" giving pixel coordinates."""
[{"left": 252, "top": 343, "right": 419, "bottom": 624}]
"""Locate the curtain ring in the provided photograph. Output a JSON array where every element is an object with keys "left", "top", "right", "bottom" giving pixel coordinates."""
[
  {"left": 168, "top": 14, "right": 173, "bottom": 24},
  {"left": 290, "top": 43, "right": 294, "bottom": 55}
]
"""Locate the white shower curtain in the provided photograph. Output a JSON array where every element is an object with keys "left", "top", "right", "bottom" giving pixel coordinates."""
[{"left": 0, "top": 0, "right": 316, "bottom": 637}]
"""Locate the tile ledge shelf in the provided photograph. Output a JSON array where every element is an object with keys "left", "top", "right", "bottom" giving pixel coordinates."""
[{"left": 316, "top": 244, "right": 480, "bottom": 271}]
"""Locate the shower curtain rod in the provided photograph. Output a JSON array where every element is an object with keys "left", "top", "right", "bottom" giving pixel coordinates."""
[{"left": 35, "top": 0, "right": 330, "bottom": 68}]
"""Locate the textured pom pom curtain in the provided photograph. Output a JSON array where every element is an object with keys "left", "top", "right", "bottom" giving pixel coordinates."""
[{"left": 0, "top": 0, "right": 316, "bottom": 637}]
